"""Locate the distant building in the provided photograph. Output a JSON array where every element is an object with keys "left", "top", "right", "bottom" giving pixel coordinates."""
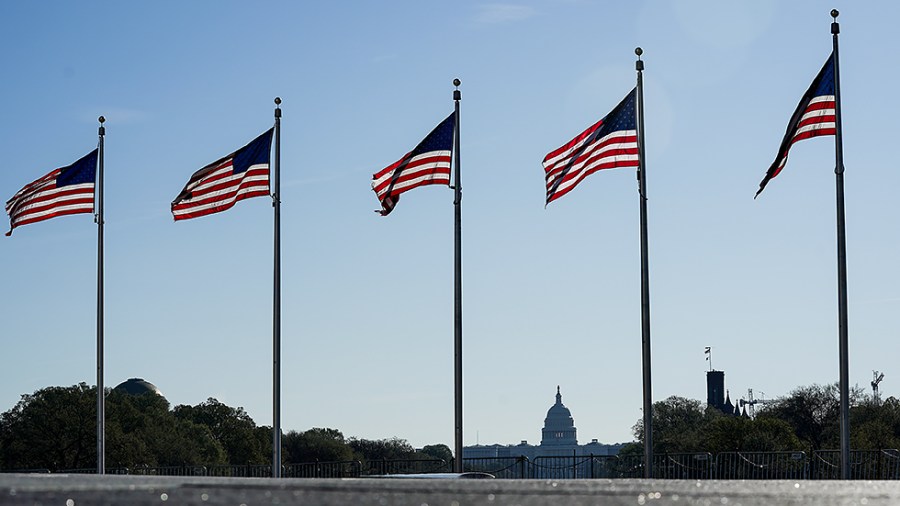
[
  {"left": 706, "top": 370, "right": 725, "bottom": 410},
  {"left": 113, "top": 378, "right": 165, "bottom": 398},
  {"left": 706, "top": 370, "right": 748, "bottom": 417},
  {"left": 463, "top": 386, "right": 625, "bottom": 459}
]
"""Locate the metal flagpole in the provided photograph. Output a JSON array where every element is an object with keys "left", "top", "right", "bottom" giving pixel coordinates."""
[
  {"left": 452, "top": 78, "right": 463, "bottom": 474},
  {"left": 635, "top": 48, "right": 653, "bottom": 479},
  {"left": 830, "top": 10, "right": 850, "bottom": 480},
  {"left": 272, "top": 98, "right": 283, "bottom": 478},
  {"left": 96, "top": 115, "right": 106, "bottom": 475}
]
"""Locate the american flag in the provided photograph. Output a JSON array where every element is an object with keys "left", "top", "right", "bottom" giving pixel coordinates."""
[
  {"left": 5, "top": 149, "right": 98, "bottom": 236},
  {"left": 372, "top": 112, "right": 455, "bottom": 216},
  {"left": 543, "top": 88, "right": 638, "bottom": 205},
  {"left": 756, "top": 54, "right": 836, "bottom": 198},
  {"left": 172, "top": 128, "right": 273, "bottom": 221}
]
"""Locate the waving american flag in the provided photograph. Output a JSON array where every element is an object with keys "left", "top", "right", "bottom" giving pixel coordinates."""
[
  {"left": 372, "top": 113, "right": 455, "bottom": 216},
  {"left": 172, "top": 129, "right": 273, "bottom": 221},
  {"left": 756, "top": 54, "right": 836, "bottom": 198},
  {"left": 543, "top": 88, "right": 639, "bottom": 205},
  {"left": 6, "top": 149, "right": 97, "bottom": 236}
]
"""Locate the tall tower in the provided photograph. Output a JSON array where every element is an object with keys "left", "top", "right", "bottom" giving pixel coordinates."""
[{"left": 706, "top": 370, "right": 725, "bottom": 411}]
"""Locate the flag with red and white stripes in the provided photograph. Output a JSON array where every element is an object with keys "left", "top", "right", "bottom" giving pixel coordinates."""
[
  {"left": 756, "top": 54, "right": 836, "bottom": 198},
  {"left": 172, "top": 129, "right": 273, "bottom": 221},
  {"left": 543, "top": 88, "right": 638, "bottom": 205},
  {"left": 5, "top": 149, "right": 97, "bottom": 236},
  {"left": 372, "top": 112, "right": 454, "bottom": 216}
]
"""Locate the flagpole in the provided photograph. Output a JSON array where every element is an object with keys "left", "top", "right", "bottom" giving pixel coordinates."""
[
  {"left": 96, "top": 115, "right": 106, "bottom": 475},
  {"left": 635, "top": 47, "right": 653, "bottom": 479},
  {"left": 831, "top": 9, "right": 850, "bottom": 480},
  {"left": 452, "top": 78, "right": 464, "bottom": 474},
  {"left": 272, "top": 97, "right": 283, "bottom": 478}
]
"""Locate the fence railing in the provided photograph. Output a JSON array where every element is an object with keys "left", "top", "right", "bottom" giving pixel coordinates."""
[
  {"left": 811, "top": 449, "right": 900, "bottom": 480},
  {"left": 18, "top": 450, "right": 900, "bottom": 480},
  {"left": 462, "top": 456, "right": 528, "bottom": 479},
  {"left": 715, "top": 451, "right": 809, "bottom": 480},
  {"left": 284, "top": 460, "right": 362, "bottom": 478},
  {"left": 655, "top": 453, "right": 715, "bottom": 479},
  {"left": 130, "top": 465, "right": 207, "bottom": 476},
  {"left": 364, "top": 458, "right": 450, "bottom": 476}
]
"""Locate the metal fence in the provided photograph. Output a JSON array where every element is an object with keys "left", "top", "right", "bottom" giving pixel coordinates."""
[
  {"left": 130, "top": 465, "right": 207, "bottom": 476},
  {"left": 364, "top": 458, "right": 450, "bottom": 476},
  {"left": 462, "top": 457, "right": 528, "bottom": 479},
  {"left": 284, "top": 460, "right": 362, "bottom": 478},
  {"left": 458, "top": 450, "right": 900, "bottom": 480},
  {"left": 18, "top": 450, "right": 900, "bottom": 480},
  {"left": 206, "top": 465, "right": 273, "bottom": 478},
  {"left": 811, "top": 450, "right": 900, "bottom": 480},
  {"left": 654, "top": 453, "right": 715, "bottom": 479},
  {"left": 715, "top": 451, "right": 809, "bottom": 480}
]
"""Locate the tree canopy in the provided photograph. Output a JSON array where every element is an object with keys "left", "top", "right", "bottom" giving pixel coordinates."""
[
  {"left": 631, "top": 384, "right": 890, "bottom": 455},
  {"left": 173, "top": 398, "right": 270, "bottom": 465},
  {"left": 283, "top": 428, "right": 356, "bottom": 463},
  {"left": 9, "top": 380, "right": 900, "bottom": 472},
  {"left": 0, "top": 384, "right": 227, "bottom": 471},
  {"left": 0, "top": 383, "right": 454, "bottom": 472}
]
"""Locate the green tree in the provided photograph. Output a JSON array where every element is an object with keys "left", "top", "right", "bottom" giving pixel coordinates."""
[
  {"left": 0, "top": 384, "right": 227, "bottom": 472},
  {"left": 108, "top": 390, "right": 225, "bottom": 468},
  {"left": 419, "top": 444, "right": 452, "bottom": 463},
  {"left": 849, "top": 396, "right": 900, "bottom": 450},
  {"left": 757, "top": 384, "right": 838, "bottom": 451},
  {"left": 348, "top": 437, "right": 416, "bottom": 462},
  {"left": 632, "top": 396, "right": 714, "bottom": 454},
  {"left": 755, "top": 383, "right": 868, "bottom": 451},
  {"left": 283, "top": 428, "right": 355, "bottom": 463},
  {"left": 704, "top": 415, "right": 801, "bottom": 452},
  {"left": 173, "top": 398, "right": 268, "bottom": 465},
  {"left": 0, "top": 383, "right": 96, "bottom": 471}
]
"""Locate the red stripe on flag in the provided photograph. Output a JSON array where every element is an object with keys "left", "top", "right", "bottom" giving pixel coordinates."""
[
  {"left": 173, "top": 187, "right": 272, "bottom": 221},
  {"left": 10, "top": 205, "right": 95, "bottom": 230}
]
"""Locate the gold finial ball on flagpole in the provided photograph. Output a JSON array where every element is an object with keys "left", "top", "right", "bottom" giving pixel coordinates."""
[
  {"left": 453, "top": 78, "right": 461, "bottom": 87},
  {"left": 635, "top": 47, "right": 643, "bottom": 57},
  {"left": 98, "top": 116, "right": 105, "bottom": 124},
  {"left": 274, "top": 97, "right": 282, "bottom": 106},
  {"left": 831, "top": 9, "right": 839, "bottom": 18}
]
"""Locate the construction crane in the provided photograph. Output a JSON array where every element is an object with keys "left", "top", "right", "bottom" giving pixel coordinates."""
[
  {"left": 872, "top": 371, "right": 885, "bottom": 405},
  {"left": 739, "top": 389, "right": 758, "bottom": 417},
  {"left": 739, "top": 389, "right": 775, "bottom": 418}
]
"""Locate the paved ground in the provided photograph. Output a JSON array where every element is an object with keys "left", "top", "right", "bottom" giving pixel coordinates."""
[{"left": 4, "top": 473, "right": 900, "bottom": 505}]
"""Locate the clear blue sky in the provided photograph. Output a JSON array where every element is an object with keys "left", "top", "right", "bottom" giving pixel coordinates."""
[{"left": 2, "top": 1, "right": 897, "bottom": 450}]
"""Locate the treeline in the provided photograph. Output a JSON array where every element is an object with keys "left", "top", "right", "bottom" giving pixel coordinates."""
[
  {"left": 8, "top": 382, "right": 896, "bottom": 472},
  {"left": 622, "top": 383, "right": 900, "bottom": 457},
  {"left": 0, "top": 383, "right": 450, "bottom": 472}
]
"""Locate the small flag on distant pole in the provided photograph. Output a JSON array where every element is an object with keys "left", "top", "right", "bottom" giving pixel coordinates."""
[
  {"left": 372, "top": 113, "right": 455, "bottom": 216},
  {"left": 543, "top": 89, "right": 639, "bottom": 205},
  {"left": 5, "top": 149, "right": 98, "bottom": 236},
  {"left": 171, "top": 129, "right": 274, "bottom": 220},
  {"left": 755, "top": 54, "right": 835, "bottom": 198}
]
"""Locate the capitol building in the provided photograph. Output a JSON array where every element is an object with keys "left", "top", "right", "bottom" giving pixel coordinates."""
[{"left": 462, "top": 387, "right": 625, "bottom": 459}]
